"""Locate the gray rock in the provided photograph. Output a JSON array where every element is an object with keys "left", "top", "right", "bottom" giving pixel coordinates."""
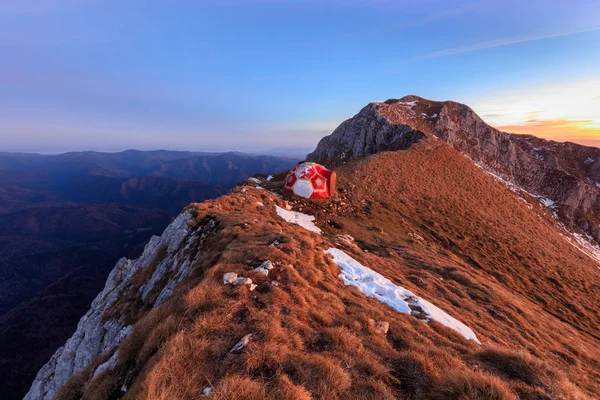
[
  {"left": 374, "top": 320, "right": 390, "bottom": 335},
  {"left": 259, "top": 260, "right": 274, "bottom": 270},
  {"left": 223, "top": 272, "right": 238, "bottom": 284},
  {"left": 253, "top": 267, "right": 269, "bottom": 276},
  {"left": 230, "top": 333, "right": 255, "bottom": 353},
  {"left": 233, "top": 277, "right": 253, "bottom": 286}
]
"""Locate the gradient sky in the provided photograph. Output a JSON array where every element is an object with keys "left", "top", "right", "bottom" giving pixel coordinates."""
[{"left": 1, "top": 0, "right": 599, "bottom": 154}]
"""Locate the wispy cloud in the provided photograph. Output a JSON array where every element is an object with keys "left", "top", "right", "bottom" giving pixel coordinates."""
[{"left": 417, "top": 25, "right": 600, "bottom": 59}]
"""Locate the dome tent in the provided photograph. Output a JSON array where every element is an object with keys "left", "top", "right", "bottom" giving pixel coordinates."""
[{"left": 283, "top": 162, "right": 336, "bottom": 199}]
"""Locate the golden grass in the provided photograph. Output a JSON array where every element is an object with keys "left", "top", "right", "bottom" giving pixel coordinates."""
[{"left": 55, "top": 141, "right": 600, "bottom": 399}]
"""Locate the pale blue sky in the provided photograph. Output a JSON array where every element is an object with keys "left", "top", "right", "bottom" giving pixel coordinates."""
[{"left": 1, "top": 0, "right": 599, "bottom": 153}]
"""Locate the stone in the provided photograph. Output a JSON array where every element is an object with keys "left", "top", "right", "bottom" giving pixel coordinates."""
[
  {"left": 223, "top": 272, "right": 238, "bottom": 284},
  {"left": 253, "top": 267, "right": 269, "bottom": 276},
  {"left": 374, "top": 320, "right": 390, "bottom": 336},
  {"left": 233, "top": 277, "right": 253, "bottom": 286},
  {"left": 230, "top": 333, "right": 255, "bottom": 353},
  {"left": 259, "top": 260, "right": 274, "bottom": 270}
]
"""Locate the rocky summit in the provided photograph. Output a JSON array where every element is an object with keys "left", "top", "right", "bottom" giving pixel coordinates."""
[
  {"left": 308, "top": 95, "right": 600, "bottom": 244},
  {"left": 25, "top": 97, "right": 600, "bottom": 400}
]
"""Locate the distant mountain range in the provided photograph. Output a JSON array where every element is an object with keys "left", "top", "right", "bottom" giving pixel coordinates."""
[{"left": 0, "top": 150, "right": 299, "bottom": 399}]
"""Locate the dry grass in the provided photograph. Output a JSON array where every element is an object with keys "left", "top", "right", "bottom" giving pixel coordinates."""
[
  {"left": 428, "top": 370, "right": 517, "bottom": 400},
  {"left": 56, "top": 140, "right": 600, "bottom": 399}
]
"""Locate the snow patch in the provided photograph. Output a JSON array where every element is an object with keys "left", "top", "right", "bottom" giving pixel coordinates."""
[
  {"left": 565, "top": 231, "right": 600, "bottom": 267},
  {"left": 266, "top": 175, "right": 273, "bottom": 181},
  {"left": 325, "top": 248, "right": 481, "bottom": 344},
  {"left": 275, "top": 205, "right": 321, "bottom": 234},
  {"left": 539, "top": 198, "right": 555, "bottom": 208},
  {"left": 584, "top": 157, "right": 595, "bottom": 165},
  {"left": 398, "top": 100, "right": 418, "bottom": 108}
]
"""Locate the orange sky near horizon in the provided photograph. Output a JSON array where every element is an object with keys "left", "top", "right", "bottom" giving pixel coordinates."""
[
  {"left": 496, "top": 118, "right": 600, "bottom": 147},
  {"left": 472, "top": 78, "right": 600, "bottom": 148}
]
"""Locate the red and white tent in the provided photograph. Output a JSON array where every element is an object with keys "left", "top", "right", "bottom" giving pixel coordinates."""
[{"left": 283, "top": 162, "right": 336, "bottom": 199}]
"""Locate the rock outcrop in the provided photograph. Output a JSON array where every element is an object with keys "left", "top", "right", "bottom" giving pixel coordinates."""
[
  {"left": 24, "top": 212, "right": 217, "bottom": 400},
  {"left": 308, "top": 95, "right": 600, "bottom": 243}
]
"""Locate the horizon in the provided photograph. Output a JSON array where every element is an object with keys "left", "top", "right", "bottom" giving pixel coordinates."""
[{"left": 1, "top": 1, "right": 599, "bottom": 152}]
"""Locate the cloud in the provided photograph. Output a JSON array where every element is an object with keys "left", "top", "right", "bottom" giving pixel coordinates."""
[{"left": 417, "top": 25, "right": 600, "bottom": 59}]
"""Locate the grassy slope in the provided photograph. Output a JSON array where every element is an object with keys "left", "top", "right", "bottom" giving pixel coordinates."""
[{"left": 58, "top": 139, "right": 600, "bottom": 400}]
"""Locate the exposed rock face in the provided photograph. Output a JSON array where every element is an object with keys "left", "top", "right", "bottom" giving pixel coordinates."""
[
  {"left": 308, "top": 95, "right": 600, "bottom": 242},
  {"left": 306, "top": 102, "right": 426, "bottom": 162},
  {"left": 24, "top": 211, "right": 217, "bottom": 400}
]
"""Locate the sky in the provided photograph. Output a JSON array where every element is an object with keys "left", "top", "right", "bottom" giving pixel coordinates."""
[{"left": 1, "top": 0, "right": 599, "bottom": 154}]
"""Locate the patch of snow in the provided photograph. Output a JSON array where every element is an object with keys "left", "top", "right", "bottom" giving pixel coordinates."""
[
  {"left": 432, "top": 113, "right": 438, "bottom": 118},
  {"left": 275, "top": 205, "right": 322, "bottom": 234},
  {"left": 266, "top": 175, "right": 273, "bottom": 181},
  {"left": 325, "top": 248, "right": 481, "bottom": 344},
  {"left": 595, "top": 182, "right": 600, "bottom": 189},
  {"left": 539, "top": 198, "right": 555, "bottom": 208},
  {"left": 256, "top": 186, "right": 264, "bottom": 190},
  {"left": 584, "top": 157, "right": 595, "bottom": 165},
  {"left": 247, "top": 177, "right": 261, "bottom": 184},
  {"left": 565, "top": 231, "right": 600, "bottom": 266},
  {"left": 398, "top": 100, "right": 418, "bottom": 108}
]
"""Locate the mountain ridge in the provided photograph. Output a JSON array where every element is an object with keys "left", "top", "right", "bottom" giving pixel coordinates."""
[
  {"left": 308, "top": 95, "right": 600, "bottom": 245},
  {"left": 23, "top": 97, "right": 600, "bottom": 400}
]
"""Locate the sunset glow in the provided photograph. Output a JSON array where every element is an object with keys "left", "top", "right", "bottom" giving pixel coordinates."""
[{"left": 472, "top": 79, "right": 600, "bottom": 145}]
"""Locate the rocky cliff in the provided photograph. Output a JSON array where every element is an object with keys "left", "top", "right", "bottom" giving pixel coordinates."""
[
  {"left": 308, "top": 95, "right": 600, "bottom": 243},
  {"left": 25, "top": 212, "right": 218, "bottom": 400}
]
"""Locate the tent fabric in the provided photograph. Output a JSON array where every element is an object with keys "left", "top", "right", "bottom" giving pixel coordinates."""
[{"left": 283, "top": 162, "right": 336, "bottom": 199}]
